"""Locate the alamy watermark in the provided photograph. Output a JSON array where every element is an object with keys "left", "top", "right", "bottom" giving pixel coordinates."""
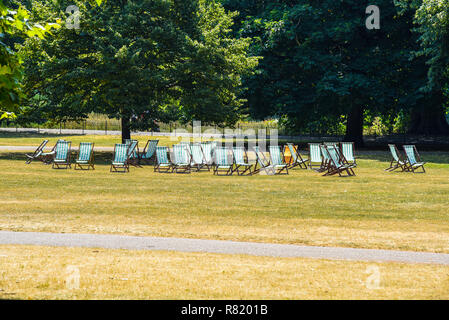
[
  {"left": 65, "top": 265, "right": 80, "bottom": 290},
  {"left": 366, "top": 5, "right": 380, "bottom": 30},
  {"left": 65, "top": 5, "right": 80, "bottom": 30}
]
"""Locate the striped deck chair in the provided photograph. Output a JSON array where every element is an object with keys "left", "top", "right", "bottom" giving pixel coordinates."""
[
  {"left": 285, "top": 143, "right": 308, "bottom": 169},
  {"left": 252, "top": 146, "right": 275, "bottom": 175},
  {"left": 125, "top": 139, "right": 140, "bottom": 167},
  {"left": 139, "top": 140, "right": 159, "bottom": 165},
  {"left": 323, "top": 145, "right": 355, "bottom": 177},
  {"left": 269, "top": 146, "right": 289, "bottom": 175},
  {"left": 25, "top": 140, "right": 49, "bottom": 164},
  {"left": 110, "top": 143, "right": 130, "bottom": 173},
  {"left": 52, "top": 140, "right": 72, "bottom": 169},
  {"left": 232, "top": 147, "right": 253, "bottom": 176},
  {"left": 385, "top": 144, "right": 406, "bottom": 172},
  {"left": 403, "top": 145, "right": 426, "bottom": 173},
  {"left": 154, "top": 146, "right": 173, "bottom": 173},
  {"left": 213, "top": 147, "right": 233, "bottom": 176},
  {"left": 172, "top": 144, "right": 191, "bottom": 173},
  {"left": 201, "top": 142, "right": 215, "bottom": 167},
  {"left": 308, "top": 143, "right": 323, "bottom": 171},
  {"left": 320, "top": 144, "right": 331, "bottom": 172},
  {"left": 190, "top": 143, "right": 209, "bottom": 171},
  {"left": 125, "top": 139, "right": 139, "bottom": 166},
  {"left": 340, "top": 142, "right": 357, "bottom": 167},
  {"left": 40, "top": 139, "right": 64, "bottom": 164},
  {"left": 74, "top": 142, "right": 95, "bottom": 170}
]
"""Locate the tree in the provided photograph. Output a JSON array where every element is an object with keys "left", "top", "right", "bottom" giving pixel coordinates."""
[
  {"left": 22, "top": 0, "right": 257, "bottom": 141},
  {"left": 0, "top": 0, "right": 59, "bottom": 118},
  {"left": 222, "top": 0, "right": 442, "bottom": 144},
  {"left": 397, "top": 0, "right": 449, "bottom": 134}
]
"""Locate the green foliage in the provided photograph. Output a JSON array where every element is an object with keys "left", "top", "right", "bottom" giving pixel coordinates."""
[
  {"left": 0, "top": 0, "right": 60, "bottom": 118},
  {"left": 21, "top": 0, "right": 257, "bottom": 137}
]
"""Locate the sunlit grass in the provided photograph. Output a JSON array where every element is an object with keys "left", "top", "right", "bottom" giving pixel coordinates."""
[
  {"left": 1, "top": 146, "right": 449, "bottom": 253},
  {"left": 0, "top": 245, "right": 448, "bottom": 299}
]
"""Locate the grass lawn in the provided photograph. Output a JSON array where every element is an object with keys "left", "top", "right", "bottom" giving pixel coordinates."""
[
  {"left": 0, "top": 245, "right": 448, "bottom": 299},
  {"left": 1, "top": 135, "right": 449, "bottom": 253}
]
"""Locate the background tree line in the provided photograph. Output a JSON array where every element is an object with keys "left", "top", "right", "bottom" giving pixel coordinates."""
[{"left": 1, "top": 0, "right": 449, "bottom": 144}]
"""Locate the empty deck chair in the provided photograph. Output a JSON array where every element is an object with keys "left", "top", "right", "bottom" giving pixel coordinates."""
[
  {"left": 320, "top": 144, "right": 331, "bottom": 172},
  {"left": 385, "top": 144, "right": 406, "bottom": 172},
  {"left": 154, "top": 146, "right": 173, "bottom": 173},
  {"left": 308, "top": 143, "right": 323, "bottom": 171},
  {"left": 52, "top": 140, "right": 72, "bottom": 169},
  {"left": 25, "top": 140, "right": 49, "bottom": 164},
  {"left": 340, "top": 142, "right": 357, "bottom": 167},
  {"left": 403, "top": 145, "right": 426, "bottom": 173},
  {"left": 268, "top": 146, "right": 289, "bottom": 175},
  {"left": 139, "top": 140, "right": 159, "bottom": 165},
  {"left": 125, "top": 139, "right": 140, "bottom": 167},
  {"left": 190, "top": 143, "right": 209, "bottom": 171},
  {"left": 74, "top": 142, "right": 95, "bottom": 170},
  {"left": 172, "top": 144, "right": 191, "bottom": 173},
  {"left": 323, "top": 145, "right": 355, "bottom": 177},
  {"left": 232, "top": 147, "right": 253, "bottom": 176},
  {"left": 252, "top": 147, "right": 275, "bottom": 175},
  {"left": 213, "top": 147, "right": 233, "bottom": 176},
  {"left": 201, "top": 142, "right": 215, "bottom": 167},
  {"left": 285, "top": 143, "right": 308, "bottom": 169},
  {"left": 110, "top": 143, "right": 130, "bottom": 173}
]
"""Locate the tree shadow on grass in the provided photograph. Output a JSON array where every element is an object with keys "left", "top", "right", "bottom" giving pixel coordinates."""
[
  {"left": 0, "top": 132, "right": 86, "bottom": 139},
  {"left": 0, "top": 151, "right": 114, "bottom": 165}
]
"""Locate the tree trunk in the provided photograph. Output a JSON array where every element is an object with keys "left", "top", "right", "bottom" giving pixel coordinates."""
[
  {"left": 121, "top": 116, "right": 131, "bottom": 143},
  {"left": 345, "top": 104, "right": 364, "bottom": 147},
  {"left": 408, "top": 91, "right": 449, "bottom": 135}
]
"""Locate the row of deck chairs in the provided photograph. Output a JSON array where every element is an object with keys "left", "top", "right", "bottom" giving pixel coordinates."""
[
  {"left": 306, "top": 142, "right": 357, "bottom": 177},
  {"left": 25, "top": 140, "right": 95, "bottom": 170},
  {"left": 386, "top": 144, "right": 426, "bottom": 173}
]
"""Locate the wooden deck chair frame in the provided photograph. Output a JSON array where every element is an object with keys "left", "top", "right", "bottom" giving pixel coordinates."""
[
  {"left": 403, "top": 145, "right": 426, "bottom": 173},
  {"left": 172, "top": 144, "right": 191, "bottom": 174},
  {"left": 285, "top": 143, "right": 308, "bottom": 169},
  {"left": 323, "top": 145, "right": 355, "bottom": 177},
  {"left": 268, "top": 145, "right": 289, "bottom": 175},
  {"left": 213, "top": 147, "right": 233, "bottom": 176},
  {"left": 40, "top": 139, "right": 64, "bottom": 164},
  {"left": 340, "top": 142, "right": 357, "bottom": 167},
  {"left": 25, "top": 140, "right": 49, "bottom": 164},
  {"left": 308, "top": 143, "right": 323, "bottom": 171},
  {"left": 125, "top": 139, "right": 140, "bottom": 167},
  {"left": 319, "top": 144, "right": 331, "bottom": 172},
  {"left": 385, "top": 144, "right": 406, "bottom": 172},
  {"left": 52, "top": 141, "right": 72, "bottom": 169},
  {"left": 74, "top": 142, "right": 95, "bottom": 170},
  {"left": 154, "top": 146, "right": 174, "bottom": 173},
  {"left": 232, "top": 147, "right": 253, "bottom": 176},
  {"left": 110, "top": 143, "right": 130, "bottom": 173},
  {"left": 139, "top": 140, "right": 159, "bottom": 165},
  {"left": 201, "top": 143, "right": 214, "bottom": 168},
  {"left": 190, "top": 143, "right": 210, "bottom": 171},
  {"left": 252, "top": 147, "right": 276, "bottom": 175}
]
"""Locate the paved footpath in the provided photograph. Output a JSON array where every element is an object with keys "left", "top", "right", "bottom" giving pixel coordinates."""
[{"left": 0, "top": 231, "right": 449, "bottom": 265}]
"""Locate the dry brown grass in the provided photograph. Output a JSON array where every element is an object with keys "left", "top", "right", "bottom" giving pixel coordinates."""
[{"left": 0, "top": 245, "right": 448, "bottom": 299}]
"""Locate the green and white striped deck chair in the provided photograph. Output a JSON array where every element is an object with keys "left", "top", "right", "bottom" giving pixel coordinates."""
[
  {"left": 154, "top": 146, "right": 173, "bottom": 173},
  {"left": 139, "top": 140, "right": 159, "bottom": 165},
  {"left": 385, "top": 144, "right": 406, "bottom": 172},
  {"left": 269, "top": 146, "right": 289, "bottom": 175},
  {"left": 41, "top": 139, "right": 64, "bottom": 164},
  {"left": 52, "top": 140, "right": 72, "bottom": 169},
  {"left": 403, "top": 145, "right": 426, "bottom": 173},
  {"left": 190, "top": 143, "right": 209, "bottom": 171},
  {"left": 125, "top": 139, "right": 140, "bottom": 167},
  {"left": 252, "top": 146, "right": 275, "bottom": 175},
  {"left": 75, "top": 142, "right": 95, "bottom": 170},
  {"left": 172, "top": 144, "right": 191, "bottom": 173},
  {"left": 125, "top": 139, "right": 139, "bottom": 165},
  {"left": 308, "top": 143, "right": 323, "bottom": 171},
  {"left": 201, "top": 142, "right": 214, "bottom": 166},
  {"left": 323, "top": 145, "right": 355, "bottom": 177},
  {"left": 110, "top": 143, "right": 130, "bottom": 173},
  {"left": 285, "top": 143, "right": 308, "bottom": 169},
  {"left": 340, "top": 142, "right": 357, "bottom": 167},
  {"left": 213, "top": 147, "right": 233, "bottom": 176},
  {"left": 232, "top": 147, "right": 253, "bottom": 176},
  {"left": 25, "top": 140, "right": 49, "bottom": 164}
]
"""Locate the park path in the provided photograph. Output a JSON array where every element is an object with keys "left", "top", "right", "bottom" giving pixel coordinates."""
[{"left": 0, "top": 231, "right": 448, "bottom": 265}]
